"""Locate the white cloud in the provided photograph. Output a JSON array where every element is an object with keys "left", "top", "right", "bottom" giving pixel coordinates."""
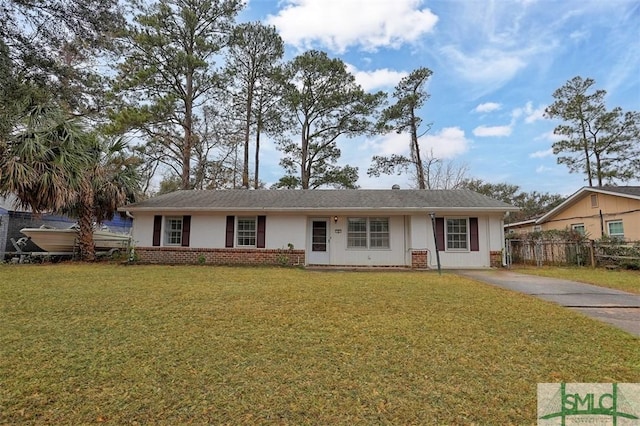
[
  {"left": 529, "top": 148, "right": 553, "bottom": 158},
  {"left": 362, "top": 133, "right": 409, "bottom": 157},
  {"left": 524, "top": 107, "right": 546, "bottom": 123},
  {"left": 569, "top": 29, "right": 589, "bottom": 42},
  {"left": 345, "top": 64, "right": 407, "bottom": 92},
  {"left": 535, "top": 165, "right": 554, "bottom": 173},
  {"left": 364, "top": 127, "right": 469, "bottom": 160},
  {"left": 474, "top": 102, "right": 502, "bottom": 113},
  {"left": 422, "top": 127, "right": 470, "bottom": 159},
  {"left": 439, "top": 46, "right": 527, "bottom": 92},
  {"left": 535, "top": 130, "right": 563, "bottom": 142},
  {"left": 265, "top": 0, "right": 438, "bottom": 53},
  {"left": 512, "top": 101, "right": 546, "bottom": 123},
  {"left": 472, "top": 124, "right": 512, "bottom": 137}
]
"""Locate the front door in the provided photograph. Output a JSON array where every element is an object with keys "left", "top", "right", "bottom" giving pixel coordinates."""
[{"left": 308, "top": 219, "right": 330, "bottom": 265}]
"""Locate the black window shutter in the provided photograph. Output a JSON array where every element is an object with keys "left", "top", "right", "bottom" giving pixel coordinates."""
[
  {"left": 225, "top": 216, "right": 235, "bottom": 248},
  {"left": 181, "top": 215, "right": 191, "bottom": 247},
  {"left": 257, "top": 216, "right": 266, "bottom": 248},
  {"left": 435, "top": 217, "right": 445, "bottom": 252},
  {"left": 470, "top": 217, "right": 479, "bottom": 251},
  {"left": 152, "top": 215, "right": 162, "bottom": 246}
]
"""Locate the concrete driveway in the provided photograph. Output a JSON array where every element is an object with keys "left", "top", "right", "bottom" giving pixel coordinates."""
[{"left": 455, "top": 269, "right": 640, "bottom": 337}]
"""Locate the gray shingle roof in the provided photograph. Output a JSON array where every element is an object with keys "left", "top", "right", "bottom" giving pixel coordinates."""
[
  {"left": 596, "top": 186, "right": 640, "bottom": 198},
  {"left": 120, "top": 189, "right": 515, "bottom": 213}
]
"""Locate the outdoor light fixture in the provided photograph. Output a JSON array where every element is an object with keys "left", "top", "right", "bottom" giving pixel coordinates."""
[{"left": 334, "top": 216, "right": 338, "bottom": 223}]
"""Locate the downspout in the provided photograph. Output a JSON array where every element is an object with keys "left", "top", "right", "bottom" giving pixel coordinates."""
[
  {"left": 599, "top": 209, "right": 604, "bottom": 238},
  {"left": 124, "top": 211, "right": 136, "bottom": 262},
  {"left": 429, "top": 212, "right": 442, "bottom": 275}
]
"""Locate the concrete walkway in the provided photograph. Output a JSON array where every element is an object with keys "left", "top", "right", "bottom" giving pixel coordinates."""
[{"left": 455, "top": 269, "right": 640, "bottom": 338}]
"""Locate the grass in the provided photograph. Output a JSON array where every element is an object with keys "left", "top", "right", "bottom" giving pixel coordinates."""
[
  {"left": 513, "top": 265, "right": 640, "bottom": 294},
  {"left": 1, "top": 264, "right": 638, "bottom": 424}
]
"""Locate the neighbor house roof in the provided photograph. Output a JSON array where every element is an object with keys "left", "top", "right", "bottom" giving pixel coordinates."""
[
  {"left": 120, "top": 189, "right": 516, "bottom": 214},
  {"left": 536, "top": 186, "right": 640, "bottom": 224}
]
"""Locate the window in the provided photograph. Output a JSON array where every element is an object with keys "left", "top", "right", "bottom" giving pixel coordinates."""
[
  {"left": 237, "top": 217, "right": 256, "bottom": 246},
  {"left": 347, "top": 218, "right": 367, "bottom": 248},
  {"left": 590, "top": 194, "right": 598, "bottom": 208},
  {"left": 369, "top": 218, "right": 390, "bottom": 248},
  {"left": 533, "top": 225, "right": 542, "bottom": 232},
  {"left": 607, "top": 220, "right": 624, "bottom": 239},
  {"left": 165, "top": 217, "right": 183, "bottom": 245},
  {"left": 347, "top": 217, "right": 390, "bottom": 249},
  {"left": 571, "top": 223, "right": 585, "bottom": 235},
  {"left": 446, "top": 218, "right": 468, "bottom": 250}
]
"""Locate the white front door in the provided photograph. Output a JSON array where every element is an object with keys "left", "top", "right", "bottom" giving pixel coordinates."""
[{"left": 308, "top": 219, "right": 330, "bottom": 265}]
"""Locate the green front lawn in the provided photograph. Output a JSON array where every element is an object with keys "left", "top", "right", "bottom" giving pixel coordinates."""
[
  {"left": 514, "top": 265, "right": 640, "bottom": 294},
  {"left": 1, "top": 265, "right": 638, "bottom": 424}
]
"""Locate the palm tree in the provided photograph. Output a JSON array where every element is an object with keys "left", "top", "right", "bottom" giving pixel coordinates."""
[
  {"left": 65, "top": 137, "right": 140, "bottom": 260},
  {"left": 0, "top": 104, "right": 89, "bottom": 213},
  {"left": 1, "top": 104, "right": 140, "bottom": 260}
]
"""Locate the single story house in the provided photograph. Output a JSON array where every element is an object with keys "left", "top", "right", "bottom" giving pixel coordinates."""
[
  {"left": 505, "top": 186, "right": 640, "bottom": 241},
  {"left": 119, "top": 189, "right": 515, "bottom": 269}
]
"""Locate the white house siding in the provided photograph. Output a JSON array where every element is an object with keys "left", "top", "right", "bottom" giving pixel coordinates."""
[
  {"left": 404, "top": 214, "right": 505, "bottom": 269},
  {"left": 263, "top": 215, "right": 307, "bottom": 250},
  {"left": 189, "top": 215, "right": 226, "bottom": 248},
  {"left": 131, "top": 213, "right": 307, "bottom": 250},
  {"left": 129, "top": 212, "right": 505, "bottom": 268},
  {"left": 408, "top": 214, "right": 430, "bottom": 253},
  {"left": 131, "top": 213, "right": 155, "bottom": 247}
]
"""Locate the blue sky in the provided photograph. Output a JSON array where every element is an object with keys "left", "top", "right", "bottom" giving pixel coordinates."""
[{"left": 238, "top": 0, "right": 640, "bottom": 195}]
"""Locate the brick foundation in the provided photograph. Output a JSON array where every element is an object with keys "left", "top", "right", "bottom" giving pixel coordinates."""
[
  {"left": 490, "top": 250, "right": 503, "bottom": 268},
  {"left": 411, "top": 250, "right": 428, "bottom": 269},
  {"left": 134, "top": 247, "right": 305, "bottom": 266}
]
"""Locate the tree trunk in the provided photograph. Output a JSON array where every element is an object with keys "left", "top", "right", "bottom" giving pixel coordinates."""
[
  {"left": 411, "top": 110, "right": 426, "bottom": 189},
  {"left": 254, "top": 110, "right": 261, "bottom": 189},
  {"left": 77, "top": 184, "right": 96, "bottom": 261},
  {"left": 301, "top": 120, "right": 310, "bottom": 189},
  {"left": 242, "top": 81, "right": 254, "bottom": 188},
  {"left": 578, "top": 108, "right": 593, "bottom": 187},
  {"left": 594, "top": 151, "right": 603, "bottom": 186},
  {"left": 182, "top": 68, "right": 194, "bottom": 190}
]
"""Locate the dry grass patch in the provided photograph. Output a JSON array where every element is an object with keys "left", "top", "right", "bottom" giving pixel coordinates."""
[
  {"left": 1, "top": 264, "right": 638, "bottom": 424},
  {"left": 514, "top": 265, "right": 640, "bottom": 294}
]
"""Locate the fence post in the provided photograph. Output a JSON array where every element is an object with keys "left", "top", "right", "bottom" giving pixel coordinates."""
[{"left": 589, "top": 240, "right": 596, "bottom": 268}]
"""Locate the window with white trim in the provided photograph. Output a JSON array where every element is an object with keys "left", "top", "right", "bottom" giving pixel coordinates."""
[
  {"left": 446, "top": 218, "right": 468, "bottom": 250},
  {"left": 237, "top": 217, "right": 257, "bottom": 246},
  {"left": 347, "top": 217, "right": 390, "bottom": 249},
  {"left": 607, "top": 220, "right": 624, "bottom": 239},
  {"left": 165, "top": 217, "right": 183, "bottom": 245},
  {"left": 571, "top": 223, "right": 585, "bottom": 235},
  {"left": 369, "top": 218, "right": 390, "bottom": 248}
]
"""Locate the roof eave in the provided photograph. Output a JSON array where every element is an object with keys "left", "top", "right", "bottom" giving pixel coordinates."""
[{"left": 118, "top": 206, "right": 516, "bottom": 214}]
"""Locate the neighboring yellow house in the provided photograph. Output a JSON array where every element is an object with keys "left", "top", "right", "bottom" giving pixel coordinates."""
[
  {"left": 506, "top": 186, "right": 640, "bottom": 241},
  {"left": 504, "top": 218, "right": 538, "bottom": 235}
]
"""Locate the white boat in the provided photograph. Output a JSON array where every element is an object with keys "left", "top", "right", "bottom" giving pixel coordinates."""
[{"left": 20, "top": 224, "right": 131, "bottom": 253}]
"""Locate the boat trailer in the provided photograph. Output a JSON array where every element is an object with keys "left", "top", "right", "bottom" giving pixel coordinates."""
[{"left": 8, "top": 237, "right": 124, "bottom": 263}]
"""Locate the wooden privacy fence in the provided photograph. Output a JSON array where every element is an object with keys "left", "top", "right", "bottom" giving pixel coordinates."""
[{"left": 506, "top": 239, "right": 640, "bottom": 268}]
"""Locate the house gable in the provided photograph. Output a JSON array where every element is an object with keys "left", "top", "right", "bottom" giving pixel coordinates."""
[{"left": 536, "top": 187, "right": 640, "bottom": 240}]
